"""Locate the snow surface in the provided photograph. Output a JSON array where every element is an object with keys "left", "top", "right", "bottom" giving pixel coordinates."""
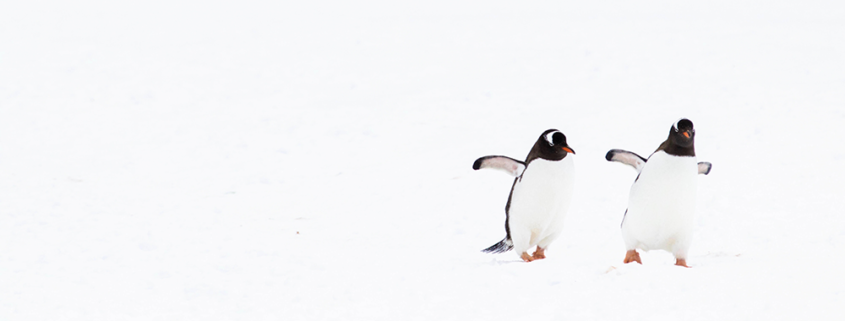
[{"left": 2, "top": 0, "right": 845, "bottom": 320}]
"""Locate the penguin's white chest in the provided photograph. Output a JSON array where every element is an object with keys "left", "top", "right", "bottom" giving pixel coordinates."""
[
  {"left": 508, "top": 157, "right": 574, "bottom": 236},
  {"left": 622, "top": 151, "right": 698, "bottom": 252}
]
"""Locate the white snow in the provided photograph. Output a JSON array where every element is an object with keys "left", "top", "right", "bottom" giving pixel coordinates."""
[{"left": 2, "top": 0, "right": 844, "bottom": 320}]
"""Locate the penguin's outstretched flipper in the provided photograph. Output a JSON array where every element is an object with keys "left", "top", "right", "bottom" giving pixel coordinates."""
[
  {"left": 605, "top": 149, "right": 647, "bottom": 172},
  {"left": 481, "top": 237, "right": 513, "bottom": 253},
  {"left": 473, "top": 155, "right": 525, "bottom": 177},
  {"left": 698, "top": 162, "right": 712, "bottom": 175}
]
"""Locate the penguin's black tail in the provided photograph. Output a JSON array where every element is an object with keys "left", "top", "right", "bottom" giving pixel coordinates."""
[{"left": 481, "top": 237, "right": 513, "bottom": 253}]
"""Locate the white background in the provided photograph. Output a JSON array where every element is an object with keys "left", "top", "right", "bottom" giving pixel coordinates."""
[{"left": 2, "top": 0, "right": 844, "bottom": 320}]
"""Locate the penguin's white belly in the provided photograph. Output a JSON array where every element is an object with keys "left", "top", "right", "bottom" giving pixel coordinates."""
[
  {"left": 508, "top": 157, "right": 574, "bottom": 250},
  {"left": 622, "top": 151, "right": 697, "bottom": 254}
]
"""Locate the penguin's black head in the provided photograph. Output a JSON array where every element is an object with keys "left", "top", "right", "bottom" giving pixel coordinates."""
[
  {"left": 540, "top": 129, "right": 575, "bottom": 156},
  {"left": 669, "top": 118, "right": 695, "bottom": 147}
]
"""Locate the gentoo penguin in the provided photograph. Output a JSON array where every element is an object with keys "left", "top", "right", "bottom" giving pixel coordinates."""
[
  {"left": 473, "top": 129, "right": 576, "bottom": 262},
  {"left": 605, "top": 119, "right": 712, "bottom": 267}
]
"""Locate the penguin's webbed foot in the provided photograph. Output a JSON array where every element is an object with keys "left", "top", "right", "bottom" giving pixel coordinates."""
[
  {"left": 624, "top": 250, "right": 642, "bottom": 264},
  {"left": 675, "top": 258, "right": 690, "bottom": 268},
  {"left": 531, "top": 247, "right": 546, "bottom": 260},
  {"left": 520, "top": 252, "right": 535, "bottom": 262}
]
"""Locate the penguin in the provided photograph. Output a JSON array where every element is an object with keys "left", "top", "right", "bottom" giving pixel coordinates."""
[
  {"left": 605, "top": 118, "right": 712, "bottom": 267},
  {"left": 473, "top": 129, "right": 576, "bottom": 262}
]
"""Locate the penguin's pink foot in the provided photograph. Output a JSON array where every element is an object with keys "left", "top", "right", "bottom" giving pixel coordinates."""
[
  {"left": 624, "top": 250, "right": 642, "bottom": 264},
  {"left": 675, "top": 258, "right": 690, "bottom": 268},
  {"left": 520, "top": 252, "right": 535, "bottom": 262},
  {"left": 532, "top": 247, "right": 546, "bottom": 260}
]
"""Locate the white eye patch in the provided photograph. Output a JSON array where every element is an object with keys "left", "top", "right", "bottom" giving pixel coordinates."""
[
  {"left": 544, "top": 131, "right": 560, "bottom": 146},
  {"left": 673, "top": 118, "right": 693, "bottom": 132}
]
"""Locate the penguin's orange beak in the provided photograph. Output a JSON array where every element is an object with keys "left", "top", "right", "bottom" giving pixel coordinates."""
[
  {"left": 562, "top": 147, "right": 575, "bottom": 154},
  {"left": 682, "top": 132, "right": 690, "bottom": 138}
]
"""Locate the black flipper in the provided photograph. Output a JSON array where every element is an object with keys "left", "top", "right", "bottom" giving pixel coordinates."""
[
  {"left": 473, "top": 155, "right": 526, "bottom": 177},
  {"left": 605, "top": 149, "right": 647, "bottom": 172},
  {"left": 481, "top": 237, "right": 513, "bottom": 253}
]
